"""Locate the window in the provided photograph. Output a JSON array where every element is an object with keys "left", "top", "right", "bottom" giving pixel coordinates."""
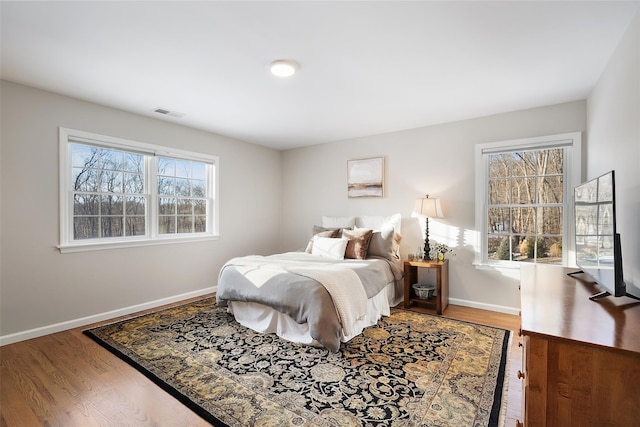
[
  {"left": 71, "top": 144, "right": 146, "bottom": 239},
  {"left": 475, "top": 132, "right": 581, "bottom": 268},
  {"left": 59, "top": 128, "right": 219, "bottom": 252},
  {"left": 157, "top": 157, "right": 208, "bottom": 235}
]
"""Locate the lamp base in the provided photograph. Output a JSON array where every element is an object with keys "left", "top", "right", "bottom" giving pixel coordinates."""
[{"left": 424, "top": 218, "right": 431, "bottom": 260}]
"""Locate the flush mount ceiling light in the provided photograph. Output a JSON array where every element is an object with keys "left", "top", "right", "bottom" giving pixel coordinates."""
[{"left": 270, "top": 59, "right": 298, "bottom": 77}]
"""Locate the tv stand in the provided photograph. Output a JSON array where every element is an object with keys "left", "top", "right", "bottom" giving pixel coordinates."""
[
  {"left": 624, "top": 292, "right": 640, "bottom": 301},
  {"left": 588, "top": 290, "right": 611, "bottom": 300},
  {"left": 566, "top": 270, "right": 640, "bottom": 301},
  {"left": 566, "top": 269, "right": 584, "bottom": 277},
  {"left": 591, "top": 291, "right": 640, "bottom": 301}
]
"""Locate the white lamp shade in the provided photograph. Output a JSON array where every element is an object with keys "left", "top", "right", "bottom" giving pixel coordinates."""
[{"left": 414, "top": 197, "right": 444, "bottom": 218}]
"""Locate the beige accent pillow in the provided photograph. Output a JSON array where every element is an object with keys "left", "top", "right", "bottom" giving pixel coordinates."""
[
  {"left": 342, "top": 228, "right": 373, "bottom": 260},
  {"left": 305, "top": 226, "right": 341, "bottom": 253}
]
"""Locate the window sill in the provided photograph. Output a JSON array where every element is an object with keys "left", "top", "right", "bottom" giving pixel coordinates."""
[
  {"left": 473, "top": 261, "right": 569, "bottom": 279},
  {"left": 473, "top": 261, "right": 520, "bottom": 270},
  {"left": 58, "top": 234, "right": 220, "bottom": 253},
  {"left": 473, "top": 261, "right": 522, "bottom": 279}
]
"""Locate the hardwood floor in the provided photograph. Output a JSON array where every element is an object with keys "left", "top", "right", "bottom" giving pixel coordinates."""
[{"left": 1, "top": 297, "right": 522, "bottom": 427}]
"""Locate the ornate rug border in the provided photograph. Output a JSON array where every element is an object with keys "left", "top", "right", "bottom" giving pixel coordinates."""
[
  {"left": 393, "top": 306, "right": 512, "bottom": 427},
  {"left": 83, "top": 326, "right": 228, "bottom": 426},
  {"left": 492, "top": 326, "right": 511, "bottom": 427}
]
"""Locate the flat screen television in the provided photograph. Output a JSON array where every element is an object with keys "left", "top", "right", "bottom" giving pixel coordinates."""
[{"left": 570, "top": 170, "right": 638, "bottom": 300}]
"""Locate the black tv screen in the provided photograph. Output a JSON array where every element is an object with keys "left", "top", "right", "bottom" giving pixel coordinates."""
[{"left": 573, "top": 170, "right": 627, "bottom": 299}]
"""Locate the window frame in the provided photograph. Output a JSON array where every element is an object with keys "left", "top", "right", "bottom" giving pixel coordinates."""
[
  {"left": 474, "top": 132, "right": 582, "bottom": 269},
  {"left": 58, "top": 127, "right": 219, "bottom": 253}
]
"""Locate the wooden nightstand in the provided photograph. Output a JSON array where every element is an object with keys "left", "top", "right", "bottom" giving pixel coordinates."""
[{"left": 403, "top": 259, "right": 449, "bottom": 314}]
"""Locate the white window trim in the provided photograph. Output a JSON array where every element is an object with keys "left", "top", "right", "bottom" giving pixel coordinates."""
[
  {"left": 58, "top": 127, "right": 220, "bottom": 253},
  {"left": 474, "top": 132, "right": 582, "bottom": 271}
]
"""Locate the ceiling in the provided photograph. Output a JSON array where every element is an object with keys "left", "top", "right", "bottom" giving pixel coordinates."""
[{"left": 2, "top": 1, "right": 639, "bottom": 150}]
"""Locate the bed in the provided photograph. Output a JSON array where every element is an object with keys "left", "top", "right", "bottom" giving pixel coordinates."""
[{"left": 216, "top": 215, "right": 404, "bottom": 352}]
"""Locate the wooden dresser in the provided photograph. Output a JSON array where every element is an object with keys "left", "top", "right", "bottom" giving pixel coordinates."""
[{"left": 518, "top": 264, "right": 640, "bottom": 426}]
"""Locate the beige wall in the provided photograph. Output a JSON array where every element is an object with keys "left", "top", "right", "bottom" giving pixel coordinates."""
[
  {"left": 281, "top": 101, "right": 587, "bottom": 312},
  {"left": 587, "top": 10, "right": 640, "bottom": 295},
  {"left": 0, "top": 81, "right": 282, "bottom": 341}
]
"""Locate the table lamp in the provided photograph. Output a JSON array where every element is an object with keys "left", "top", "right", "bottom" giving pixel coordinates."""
[{"left": 414, "top": 195, "right": 444, "bottom": 260}]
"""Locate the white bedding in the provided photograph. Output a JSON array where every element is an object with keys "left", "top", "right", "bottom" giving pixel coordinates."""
[
  {"left": 228, "top": 281, "right": 399, "bottom": 348},
  {"left": 217, "top": 251, "right": 404, "bottom": 352}
]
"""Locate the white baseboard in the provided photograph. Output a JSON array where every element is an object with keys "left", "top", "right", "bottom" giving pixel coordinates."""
[
  {"left": 449, "top": 298, "right": 520, "bottom": 316},
  {"left": 2, "top": 290, "right": 518, "bottom": 347},
  {"left": 0, "top": 287, "right": 217, "bottom": 347}
]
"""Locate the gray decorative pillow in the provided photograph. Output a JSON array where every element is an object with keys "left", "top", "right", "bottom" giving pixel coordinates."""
[
  {"left": 305, "top": 226, "right": 341, "bottom": 253},
  {"left": 367, "top": 225, "right": 402, "bottom": 261},
  {"left": 342, "top": 228, "right": 373, "bottom": 260}
]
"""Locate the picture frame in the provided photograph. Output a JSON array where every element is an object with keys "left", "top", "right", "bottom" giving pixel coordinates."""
[{"left": 347, "top": 157, "right": 384, "bottom": 198}]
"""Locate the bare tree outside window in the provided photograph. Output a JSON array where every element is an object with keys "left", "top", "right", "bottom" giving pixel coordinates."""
[
  {"left": 71, "top": 144, "right": 145, "bottom": 239},
  {"left": 157, "top": 157, "right": 208, "bottom": 235},
  {"left": 486, "top": 148, "right": 564, "bottom": 264}
]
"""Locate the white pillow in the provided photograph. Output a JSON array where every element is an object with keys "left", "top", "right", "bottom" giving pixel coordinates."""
[
  {"left": 311, "top": 237, "right": 349, "bottom": 260},
  {"left": 359, "top": 213, "right": 401, "bottom": 233},
  {"left": 322, "top": 216, "right": 356, "bottom": 229}
]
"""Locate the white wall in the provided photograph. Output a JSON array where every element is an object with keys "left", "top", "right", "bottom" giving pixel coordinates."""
[
  {"left": 281, "top": 101, "right": 587, "bottom": 313},
  {"left": 0, "top": 81, "right": 282, "bottom": 340},
  {"left": 587, "top": 10, "right": 640, "bottom": 295}
]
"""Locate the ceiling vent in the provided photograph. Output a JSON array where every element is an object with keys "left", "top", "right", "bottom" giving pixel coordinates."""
[{"left": 153, "top": 107, "right": 185, "bottom": 118}]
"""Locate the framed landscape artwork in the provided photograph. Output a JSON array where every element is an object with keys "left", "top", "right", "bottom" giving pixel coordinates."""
[{"left": 347, "top": 157, "right": 384, "bottom": 198}]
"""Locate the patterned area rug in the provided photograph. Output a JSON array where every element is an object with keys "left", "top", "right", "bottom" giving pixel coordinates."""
[{"left": 84, "top": 298, "right": 511, "bottom": 426}]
